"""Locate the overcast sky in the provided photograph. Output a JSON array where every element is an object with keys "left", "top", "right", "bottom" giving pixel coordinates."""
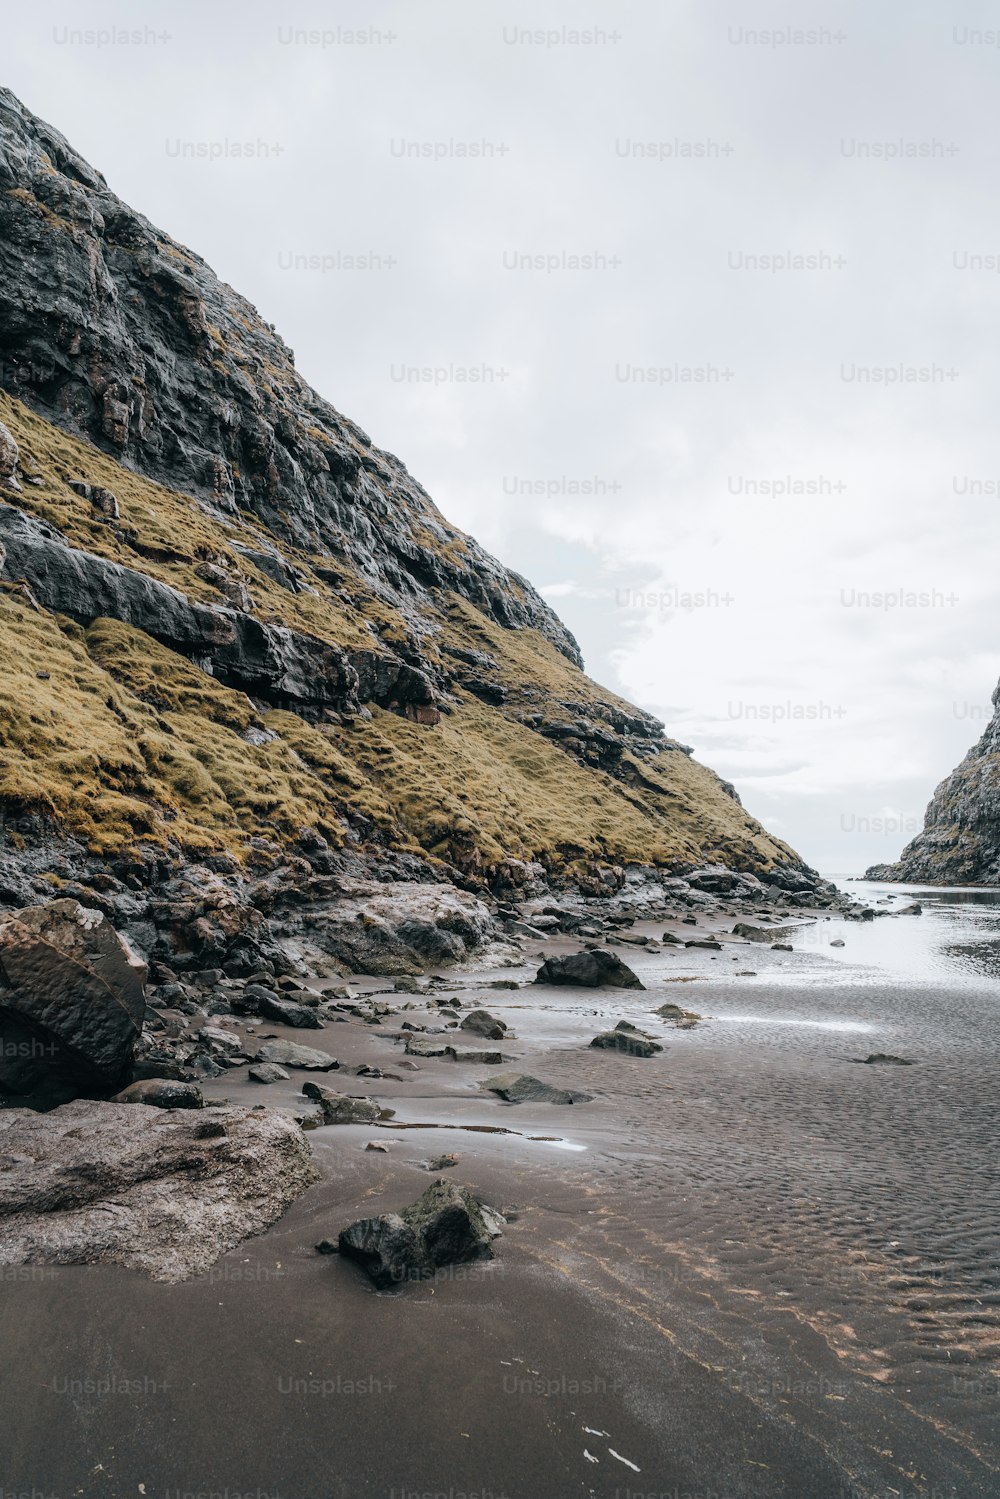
[{"left": 7, "top": 1, "right": 1000, "bottom": 875}]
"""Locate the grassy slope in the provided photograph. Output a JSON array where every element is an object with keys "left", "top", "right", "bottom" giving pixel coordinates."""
[{"left": 0, "top": 393, "right": 800, "bottom": 877}]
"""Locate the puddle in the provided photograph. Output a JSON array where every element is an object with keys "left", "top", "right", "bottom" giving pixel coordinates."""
[{"left": 373, "top": 1121, "right": 586, "bottom": 1149}]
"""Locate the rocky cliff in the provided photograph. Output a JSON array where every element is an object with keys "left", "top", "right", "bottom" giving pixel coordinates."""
[
  {"left": 867, "top": 683, "right": 1000, "bottom": 885},
  {"left": 0, "top": 86, "right": 815, "bottom": 963}
]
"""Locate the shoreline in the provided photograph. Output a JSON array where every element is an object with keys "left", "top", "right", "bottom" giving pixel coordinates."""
[{"left": 2, "top": 895, "right": 999, "bottom": 1496}]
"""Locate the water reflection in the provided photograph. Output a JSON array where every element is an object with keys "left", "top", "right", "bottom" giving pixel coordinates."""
[{"left": 785, "top": 877, "right": 1000, "bottom": 985}]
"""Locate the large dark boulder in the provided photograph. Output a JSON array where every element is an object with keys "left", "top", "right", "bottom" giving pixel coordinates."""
[
  {"left": 0, "top": 899, "right": 147, "bottom": 1108},
  {"left": 534, "top": 950, "right": 644, "bottom": 990},
  {"left": 337, "top": 1179, "right": 502, "bottom": 1288}
]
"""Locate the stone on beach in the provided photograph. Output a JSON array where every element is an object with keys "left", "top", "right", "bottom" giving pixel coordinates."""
[
  {"left": 534, "top": 951, "right": 644, "bottom": 990},
  {"left": 253, "top": 1040, "right": 338, "bottom": 1071},
  {"left": 459, "top": 1008, "right": 507, "bottom": 1039},
  {"left": 301, "top": 1082, "right": 385, "bottom": 1124},
  {"left": 248, "top": 1062, "right": 290, "bottom": 1084},
  {"left": 590, "top": 1025, "right": 663, "bottom": 1057},
  {"left": 336, "top": 1179, "right": 503, "bottom": 1288},
  {"left": 479, "top": 1071, "right": 592, "bottom": 1104}
]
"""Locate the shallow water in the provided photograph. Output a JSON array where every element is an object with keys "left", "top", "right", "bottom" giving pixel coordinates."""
[{"left": 777, "top": 876, "right": 1000, "bottom": 988}]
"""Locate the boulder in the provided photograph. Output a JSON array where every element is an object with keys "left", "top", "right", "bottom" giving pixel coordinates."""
[
  {"left": 684, "top": 939, "right": 722, "bottom": 951},
  {"left": 534, "top": 951, "right": 644, "bottom": 990},
  {"left": 0, "top": 1100, "right": 318, "bottom": 1282},
  {"left": 732, "top": 923, "right": 795, "bottom": 944},
  {"left": 0, "top": 898, "right": 147, "bottom": 1107},
  {"left": 247, "top": 1062, "right": 290, "bottom": 1084},
  {"left": 301, "top": 1082, "right": 383, "bottom": 1124},
  {"left": 479, "top": 1071, "right": 592, "bottom": 1104},
  {"left": 337, "top": 1179, "right": 502, "bottom": 1288},
  {"left": 444, "top": 1046, "right": 511, "bottom": 1064},
  {"left": 112, "top": 1079, "right": 203, "bottom": 1110},
  {"left": 459, "top": 1008, "right": 507, "bottom": 1040},
  {"left": 590, "top": 1028, "right": 663, "bottom": 1057},
  {"left": 253, "top": 1040, "right": 337, "bottom": 1071},
  {"left": 256, "top": 992, "right": 324, "bottom": 1029}
]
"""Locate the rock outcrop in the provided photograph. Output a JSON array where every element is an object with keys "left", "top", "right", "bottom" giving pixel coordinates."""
[
  {"left": 0, "top": 1099, "right": 319, "bottom": 1281},
  {"left": 867, "top": 688, "right": 1000, "bottom": 884},
  {"left": 0, "top": 85, "right": 818, "bottom": 937}
]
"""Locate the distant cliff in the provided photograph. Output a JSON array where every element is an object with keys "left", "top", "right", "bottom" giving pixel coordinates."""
[
  {"left": 867, "top": 684, "right": 1000, "bottom": 885},
  {"left": 0, "top": 86, "right": 812, "bottom": 914}
]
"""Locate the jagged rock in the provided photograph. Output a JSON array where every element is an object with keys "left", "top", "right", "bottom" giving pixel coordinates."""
[
  {"left": 479, "top": 1071, "right": 592, "bottom": 1104},
  {"left": 534, "top": 950, "right": 644, "bottom": 990},
  {"left": 112, "top": 1079, "right": 203, "bottom": 1109},
  {"left": 0, "top": 1100, "right": 318, "bottom": 1281},
  {"left": 336, "top": 1179, "right": 501, "bottom": 1288},
  {"left": 0, "top": 898, "right": 146, "bottom": 1107},
  {"left": 459, "top": 1008, "right": 507, "bottom": 1039},
  {"left": 253, "top": 1040, "right": 338, "bottom": 1071}
]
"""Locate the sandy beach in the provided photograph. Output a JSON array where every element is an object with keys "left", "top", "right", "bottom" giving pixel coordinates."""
[{"left": 2, "top": 895, "right": 998, "bottom": 1499}]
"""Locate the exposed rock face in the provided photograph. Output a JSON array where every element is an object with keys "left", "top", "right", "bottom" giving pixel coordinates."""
[
  {"left": 0, "top": 87, "right": 578, "bottom": 667},
  {"left": 868, "top": 692, "right": 1000, "bottom": 884},
  {"left": 0, "top": 1100, "right": 319, "bottom": 1281},
  {"left": 0, "top": 898, "right": 146, "bottom": 1107},
  {"left": 0, "top": 504, "right": 366, "bottom": 713},
  {"left": 0, "top": 85, "right": 816, "bottom": 919}
]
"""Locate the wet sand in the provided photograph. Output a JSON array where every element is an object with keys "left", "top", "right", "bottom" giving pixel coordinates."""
[{"left": 2, "top": 913, "right": 998, "bottom": 1498}]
